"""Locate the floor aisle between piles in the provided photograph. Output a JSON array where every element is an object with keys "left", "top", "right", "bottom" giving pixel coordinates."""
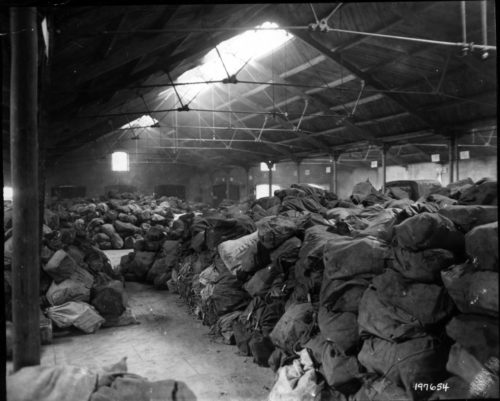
[{"left": 31, "top": 250, "right": 275, "bottom": 401}]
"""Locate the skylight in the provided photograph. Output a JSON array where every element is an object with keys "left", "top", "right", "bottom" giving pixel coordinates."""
[
  {"left": 120, "top": 115, "right": 158, "bottom": 129},
  {"left": 165, "top": 22, "right": 292, "bottom": 105}
]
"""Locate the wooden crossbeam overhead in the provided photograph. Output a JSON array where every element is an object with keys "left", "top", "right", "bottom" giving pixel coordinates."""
[
  {"left": 99, "top": 11, "right": 130, "bottom": 59},
  {"left": 290, "top": 31, "right": 442, "bottom": 131},
  {"left": 213, "top": 83, "right": 330, "bottom": 152},
  {"left": 210, "top": 86, "right": 293, "bottom": 157}
]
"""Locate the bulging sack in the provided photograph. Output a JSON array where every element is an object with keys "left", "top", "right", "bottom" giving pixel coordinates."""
[
  {"left": 243, "top": 265, "right": 279, "bottom": 297},
  {"left": 358, "top": 335, "right": 450, "bottom": 398},
  {"left": 256, "top": 215, "right": 303, "bottom": 250},
  {"left": 318, "top": 307, "right": 359, "bottom": 353},
  {"left": 372, "top": 269, "right": 454, "bottom": 325},
  {"left": 465, "top": 221, "right": 498, "bottom": 271},
  {"left": 268, "top": 349, "right": 323, "bottom": 401},
  {"left": 358, "top": 287, "right": 425, "bottom": 342},
  {"left": 357, "top": 208, "right": 399, "bottom": 243},
  {"left": 321, "top": 342, "right": 363, "bottom": 388},
  {"left": 446, "top": 314, "right": 499, "bottom": 365},
  {"left": 392, "top": 246, "right": 456, "bottom": 283},
  {"left": 394, "top": 212, "right": 465, "bottom": 252},
  {"left": 7, "top": 365, "right": 97, "bottom": 401},
  {"left": 218, "top": 231, "right": 259, "bottom": 274},
  {"left": 446, "top": 343, "right": 499, "bottom": 399},
  {"left": 209, "top": 272, "right": 252, "bottom": 316},
  {"left": 351, "top": 377, "right": 410, "bottom": 401},
  {"left": 323, "top": 236, "right": 391, "bottom": 281},
  {"left": 441, "top": 264, "right": 498, "bottom": 317},
  {"left": 270, "top": 302, "right": 316, "bottom": 354},
  {"left": 46, "top": 278, "right": 92, "bottom": 306},
  {"left": 46, "top": 301, "right": 105, "bottom": 333},
  {"left": 44, "top": 250, "right": 79, "bottom": 283},
  {"left": 438, "top": 205, "right": 498, "bottom": 233},
  {"left": 319, "top": 277, "right": 370, "bottom": 312}
]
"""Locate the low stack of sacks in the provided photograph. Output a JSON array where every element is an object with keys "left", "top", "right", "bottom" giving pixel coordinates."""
[
  {"left": 41, "top": 243, "right": 134, "bottom": 334},
  {"left": 118, "top": 225, "right": 180, "bottom": 289}
]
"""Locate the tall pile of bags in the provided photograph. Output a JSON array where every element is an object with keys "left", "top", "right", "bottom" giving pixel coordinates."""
[{"left": 153, "top": 178, "right": 498, "bottom": 401}]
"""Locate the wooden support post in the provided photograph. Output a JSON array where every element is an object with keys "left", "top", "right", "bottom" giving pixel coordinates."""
[
  {"left": 455, "top": 136, "right": 460, "bottom": 181},
  {"left": 10, "top": 7, "right": 40, "bottom": 371},
  {"left": 449, "top": 135, "right": 456, "bottom": 184},
  {"left": 244, "top": 165, "right": 252, "bottom": 198},
  {"left": 39, "top": 10, "right": 53, "bottom": 258},
  {"left": 296, "top": 160, "right": 301, "bottom": 183},
  {"left": 267, "top": 161, "right": 274, "bottom": 197},
  {"left": 381, "top": 144, "right": 389, "bottom": 192},
  {"left": 225, "top": 170, "right": 230, "bottom": 200},
  {"left": 329, "top": 152, "right": 341, "bottom": 194}
]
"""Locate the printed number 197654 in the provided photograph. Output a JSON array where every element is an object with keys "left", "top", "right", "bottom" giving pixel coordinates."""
[{"left": 414, "top": 383, "right": 449, "bottom": 392}]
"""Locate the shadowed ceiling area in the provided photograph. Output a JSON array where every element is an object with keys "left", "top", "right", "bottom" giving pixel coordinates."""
[{"left": 1, "top": 2, "right": 497, "bottom": 170}]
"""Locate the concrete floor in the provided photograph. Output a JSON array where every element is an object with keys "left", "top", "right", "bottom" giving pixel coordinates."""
[{"left": 7, "top": 250, "right": 276, "bottom": 401}]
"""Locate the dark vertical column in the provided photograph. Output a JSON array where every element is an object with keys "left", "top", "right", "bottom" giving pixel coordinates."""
[
  {"left": 225, "top": 169, "right": 230, "bottom": 200},
  {"left": 10, "top": 7, "right": 40, "bottom": 371},
  {"left": 39, "top": 10, "right": 52, "bottom": 255},
  {"left": 449, "top": 135, "right": 456, "bottom": 184},
  {"left": 381, "top": 145, "right": 388, "bottom": 192},
  {"left": 329, "top": 152, "right": 340, "bottom": 194},
  {"left": 267, "top": 161, "right": 274, "bottom": 197},
  {"left": 244, "top": 165, "right": 251, "bottom": 198}
]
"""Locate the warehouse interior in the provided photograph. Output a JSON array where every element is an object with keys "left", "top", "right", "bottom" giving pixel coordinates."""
[{"left": 2, "top": 2, "right": 498, "bottom": 401}]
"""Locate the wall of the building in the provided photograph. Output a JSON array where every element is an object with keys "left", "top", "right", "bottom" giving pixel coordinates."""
[
  {"left": 44, "top": 156, "right": 202, "bottom": 200},
  {"left": 248, "top": 156, "right": 498, "bottom": 199},
  {"left": 39, "top": 145, "right": 497, "bottom": 202}
]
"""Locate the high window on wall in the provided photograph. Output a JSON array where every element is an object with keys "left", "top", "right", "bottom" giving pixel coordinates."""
[
  {"left": 260, "top": 162, "right": 276, "bottom": 172},
  {"left": 3, "top": 186, "right": 13, "bottom": 201},
  {"left": 111, "top": 151, "right": 129, "bottom": 171},
  {"left": 256, "top": 184, "right": 281, "bottom": 199}
]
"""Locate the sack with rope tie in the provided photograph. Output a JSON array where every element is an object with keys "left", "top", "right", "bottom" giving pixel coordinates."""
[
  {"left": 270, "top": 302, "right": 316, "bottom": 355},
  {"left": 357, "top": 335, "right": 450, "bottom": 399}
]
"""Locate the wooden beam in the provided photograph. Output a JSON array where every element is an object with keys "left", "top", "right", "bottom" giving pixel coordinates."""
[
  {"left": 100, "top": 11, "right": 130, "bottom": 59},
  {"left": 292, "top": 29, "right": 441, "bottom": 131},
  {"left": 210, "top": 86, "right": 293, "bottom": 157},
  {"left": 10, "top": 7, "right": 40, "bottom": 371}
]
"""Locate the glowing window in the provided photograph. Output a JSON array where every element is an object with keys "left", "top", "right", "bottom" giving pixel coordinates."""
[
  {"left": 260, "top": 162, "right": 276, "bottom": 172},
  {"left": 256, "top": 184, "right": 281, "bottom": 199},
  {"left": 161, "top": 22, "right": 292, "bottom": 104},
  {"left": 112, "top": 151, "right": 129, "bottom": 171},
  {"left": 3, "top": 186, "right": 13, "bottom": 201}
]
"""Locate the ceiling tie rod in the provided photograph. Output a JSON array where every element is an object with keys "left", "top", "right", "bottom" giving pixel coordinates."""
[
  {"left": 256, "top": 116, "right": 268, "bottom": 142},
  {"left": 296, "top": 99, "right": 309, "bottom": 131},
  {"left": 309, "top": 3, "right": 343, "bottom": 32},
  {"left": 166, "top": 71, "right": 187, "bottom": 110},
  {"left": 350, "top": 80, "right": 366, "bottom": 117}
]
